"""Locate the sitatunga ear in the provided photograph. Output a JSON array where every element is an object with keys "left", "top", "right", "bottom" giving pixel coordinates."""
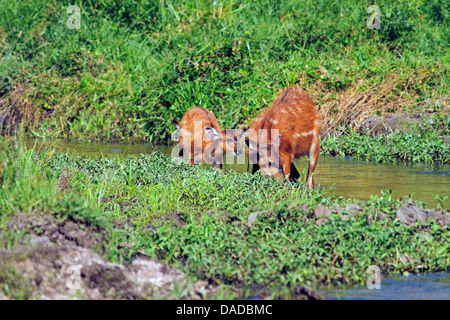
[{"left": 204, "top": 126, "right": 222, "bottom": 140}]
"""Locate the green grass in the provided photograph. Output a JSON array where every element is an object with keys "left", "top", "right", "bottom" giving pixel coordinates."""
[
  {"left": 322, "top": 126, "right": 450, "bottom": 164},
  {"left": 1, "top": 138, "right": 447, "bottom": 298},
  {"left": 0, "top": 138, "right": 109, "bottom": 250},
  {"left": 146, "top": 206, "right": 449, "bottom": 287},
  {"left": 0, "top": 0, "right": 448, "bottom": 143}
]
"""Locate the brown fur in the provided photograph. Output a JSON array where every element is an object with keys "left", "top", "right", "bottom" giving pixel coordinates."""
[
  {"left": 171, "top": 107, "right": 244, "bottom": 169},
  {"left": 246, "top": 85, "right": 321, "bottom": 188}
]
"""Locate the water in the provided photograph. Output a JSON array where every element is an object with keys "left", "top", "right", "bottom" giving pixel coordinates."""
[
  {"left": 320, "top": 272, "right": 450, "bottom": 300},
  {"left": 28, "top": 139, "right": 450, "bottom": 208}
]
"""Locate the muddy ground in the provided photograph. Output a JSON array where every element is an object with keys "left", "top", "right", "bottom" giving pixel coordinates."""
[{"left": 0, "top": 212, "right": 211, "bottom": 300}]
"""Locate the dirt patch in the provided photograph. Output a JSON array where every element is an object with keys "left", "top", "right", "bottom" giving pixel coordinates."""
[
  {"left": 99, "top": 193, "right": 142, "bottom": 214},
  {"left": 0, "top": 212, "right": 214, "bottom": 299},
  {"left": 57, "top": 171, "right": 72, "bottom": 191},
  {"left": 0, "top": 236, "right": 190, "bottom": 299},
  {"left": 0, "top": 84, "right": 55, "bottom": 136},
  {"left": 6, "top": 212, "right": 105, "bottom": 248}
]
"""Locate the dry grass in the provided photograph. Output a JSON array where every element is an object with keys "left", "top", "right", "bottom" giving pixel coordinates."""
[
  {"left": 308, "top": 65, "right": 449, "bottom": 137},
  {"left": 0, "top": 85, "right": 36, "bottom": 136}
]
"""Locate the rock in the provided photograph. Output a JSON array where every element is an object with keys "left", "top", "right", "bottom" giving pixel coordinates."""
[
  {"left": 6, "top": 212, "right": 105, "bottom": 248},
  {"left": 419, "top": 232, "right": 433, "bottom": 241},
  {"left": 427, "top": 209, "right": 450, "bottom": 226},
  {"left": 332, "top": 204, "right": 343, "bottom": 214},
  {"left": 314, "top": 205, "right": 332, "bottom": 219},
  {"left": 340, "top": 204, "right": 361, "bottom": 221},
  {"left": 344, "top": 204, "right": 361, "bottom": 215},
  {"left": 315, "top": 218, "right": 328, "bottom": 225},
  {"left": 0, "top": 239, "right": 191, "bottom": 300},
  {"left": 440, "top": 136, "right": 450, "bottom": 145},
  {"left": 396, "top": 201, "right": 450, "bottom": 227},
  {"left": 396, "top": 203, "right": 429, "bottom": 226},
  {"left": 29, "top": 235, "right": 51, "bottom": 246},
  {"left": 367, "top": 206, "right": 390, "bottom": 224},
  {"left": 0, "top": 212, "right": 209, "bottom": 300},
  {"left": 207, "top": 211, "right": 228, "bottom": 222},
  {"left": 367, "top": 210, "right": 389, "bottom": 224},
  {"left": 126, "top": 258, "right": 185, "bottom": 293},
  {"left": 288, "top": 204, "right": 311, "bottom": 213},
  {"left": 149, "top": 211, "right": 186, "bottom": 229},
  {"left": 314, "top": 204, "right": 361, "bottom": 223}
]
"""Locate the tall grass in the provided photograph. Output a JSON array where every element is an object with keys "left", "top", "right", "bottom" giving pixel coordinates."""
[{"left": 0, "top": 0, "right": 448, "bottom": 142}]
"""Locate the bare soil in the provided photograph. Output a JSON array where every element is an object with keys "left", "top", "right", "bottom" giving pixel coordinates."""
[{"left": 0, "top": 212, "right": 207, "bottom": 299}]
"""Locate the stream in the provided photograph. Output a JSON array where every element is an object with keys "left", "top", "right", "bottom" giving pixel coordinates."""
[{"left": 319, "top": 272, "right": 450, "bottom": 300}]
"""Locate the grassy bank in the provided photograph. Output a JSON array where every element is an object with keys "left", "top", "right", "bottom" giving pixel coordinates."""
[
  {"left": 322, "top": 126, "right": 450, "bottom": 164},
  {"left": 1, "top": 138, "right": 448, "bottom": 299},
  {"left": 0, "top": 0, "right": 448, "bottom": 145}
]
